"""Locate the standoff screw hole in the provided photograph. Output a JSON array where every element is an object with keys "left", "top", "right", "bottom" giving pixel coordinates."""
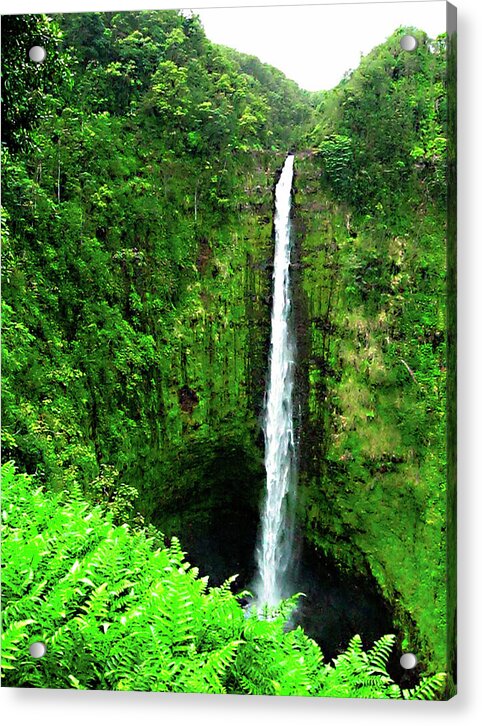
[
  {"left": 400, "top": 652, "right": 418, "bottom": 669},
  {"left": 29, "top": 641, "right": 46, "bottom": 658},
  {"left": 400, "top": 35, "right": 418, "bottom": 52},
  {"left": 29, "top": 46, "right": 46, "bottom": 63}
]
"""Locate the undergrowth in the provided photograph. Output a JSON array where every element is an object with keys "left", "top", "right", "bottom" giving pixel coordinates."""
[{"left": 1, "top": 463, "right": 445, "bottom": 698}]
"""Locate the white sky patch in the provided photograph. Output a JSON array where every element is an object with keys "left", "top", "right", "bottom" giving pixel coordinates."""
[{"left": 193, "top": 2, "right": 447, "bottom": 91}]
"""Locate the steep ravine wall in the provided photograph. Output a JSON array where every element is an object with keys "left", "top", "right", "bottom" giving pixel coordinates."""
[
  {"left": 292, "top": 153, "right": 448, "bottom": 678},
  {"left": 2, "top": 145, "right": 283, "bottom": 589},
  {"left": 144, "top": 152, "right": 286, "bottom": 583}
]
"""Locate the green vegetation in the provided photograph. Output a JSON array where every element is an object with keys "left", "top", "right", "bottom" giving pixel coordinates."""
[
  {"left": 2, "top": 463, "right": 444, "bottom": 698},
  {"left": 2, "top": 11, "right": 311, "bottom": 513},
  {"left": 311, "top": 28, "right": 448, "bottom": 208},
  {"left": 294, "top": 27, "right": 453, "bottom": 686},
  {"left": 1, "top": 11, "right": 453, "bottom": 698}
]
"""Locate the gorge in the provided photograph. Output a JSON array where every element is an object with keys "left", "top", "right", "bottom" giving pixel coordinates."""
[{"left": 1, "top": 10, "right": 454, "bottom": 696}]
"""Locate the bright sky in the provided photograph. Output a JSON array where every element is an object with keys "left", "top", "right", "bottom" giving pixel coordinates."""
[{"left": 194, "top": 1, "right": 447, "bottom": 91}]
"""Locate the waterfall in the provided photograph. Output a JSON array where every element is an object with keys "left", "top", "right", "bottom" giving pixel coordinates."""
[{"left": 255, "top": 154, "right": 297, "bottom": 607}]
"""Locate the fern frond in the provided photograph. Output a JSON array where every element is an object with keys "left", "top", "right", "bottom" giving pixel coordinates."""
[
  {"left": 1, "top": 464, "right": 447, "bottom": 700},
  {"left": 1, "top": 619, "right": 34, "bottom": 674},
  {"left": 403, "top": 673, "right": 446, "bottom": 700}
]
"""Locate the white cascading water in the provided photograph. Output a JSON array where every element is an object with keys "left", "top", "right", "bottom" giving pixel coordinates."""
[{"left": 256, "top": 154, "right": 297, "bottom": 607}]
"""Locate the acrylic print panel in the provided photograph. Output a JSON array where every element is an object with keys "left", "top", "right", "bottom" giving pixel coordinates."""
[{"left": 1, "top": 1, "right": 456, "bottom": 700}]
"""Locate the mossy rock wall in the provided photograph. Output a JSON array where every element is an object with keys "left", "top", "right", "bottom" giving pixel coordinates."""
[
  {"left": 145, "top": 153, "right": 285, "bottom": 564},
  {"left": 2, "top": 145, "right": 284, "bottom": 548},
  {"left": 292, "top": 153, "right": 448, "bottom": 676}
]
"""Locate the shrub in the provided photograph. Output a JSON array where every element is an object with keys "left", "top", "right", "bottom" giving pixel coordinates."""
[{"left": 1, "top": 463, "right": 444, "bottom": 698}]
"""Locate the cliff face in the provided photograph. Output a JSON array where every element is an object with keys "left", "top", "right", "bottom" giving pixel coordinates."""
[
  {"left": 3, "top": 142, "right": 449, "bottom": 671},
  {"left": 141, "top": 153, "right": 283, "bottom": 583},
  {"left": 293, "top": 152, "right": 448, "bottom": 676},
  {"left": 2, "top": 144, "right": 282, "bottom": 585},
  {"left": 1, "top": 10, "right": 299, "bottom": 568}
]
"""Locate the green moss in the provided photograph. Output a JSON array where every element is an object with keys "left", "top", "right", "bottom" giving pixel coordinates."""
[{"left": 293, "top": 151, "right": 448, "bottom": 677}]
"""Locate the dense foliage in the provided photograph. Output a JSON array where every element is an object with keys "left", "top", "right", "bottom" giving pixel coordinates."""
[
  {"left": 2, "top": 463, "right": 444, "bottom": 698},
  {"left": 2, "top": 11, "right": 311, "bottom": 522},
  {"left": 294, "top": 27, "right": 453, "bottom": 686},
  {"left": 1, "top": 11, "right": 453, "bottom": 698},
  {"left": 311, "top": 28, "right": 448, "bottom": 208}
]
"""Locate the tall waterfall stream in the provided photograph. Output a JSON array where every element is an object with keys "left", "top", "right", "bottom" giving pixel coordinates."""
[{"left": 255, "top": 154, "right": 297, "bottom": 607}]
